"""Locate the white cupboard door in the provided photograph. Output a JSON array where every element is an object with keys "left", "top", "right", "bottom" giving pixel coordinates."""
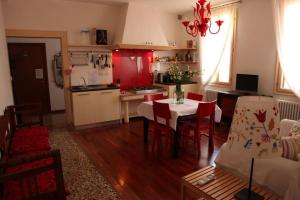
[
  {"left": 72, "top": 92, "right": 95, "bottom": 126},
  {"left": 94, "top": 90, "right": 120, "bottom": 122}
]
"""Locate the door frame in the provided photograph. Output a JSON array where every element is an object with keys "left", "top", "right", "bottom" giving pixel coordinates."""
[
  {"left": 8, "top": 42, "right": 51, "bottom": 113},
  {"left": 5, "top": 29, "right": 72, "bottom": 124}
]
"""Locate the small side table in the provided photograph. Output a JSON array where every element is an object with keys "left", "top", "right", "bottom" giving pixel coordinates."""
[{"left": 181, "top": 165, "right": 281, "bottom": 200}]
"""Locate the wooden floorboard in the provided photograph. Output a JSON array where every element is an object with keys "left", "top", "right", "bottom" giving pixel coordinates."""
[{"left": 71, "top": 118, "right": 229, "bottom": 200}]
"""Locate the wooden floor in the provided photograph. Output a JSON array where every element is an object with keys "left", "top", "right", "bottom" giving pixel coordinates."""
[{"left": 71, "top": 118, "right": 229, "bottom": 200}]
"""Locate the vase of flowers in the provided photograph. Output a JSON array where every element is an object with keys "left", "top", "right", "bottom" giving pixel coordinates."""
[
  {"left": 174, "top": 83, "right": 184, "bottom": 104},
  {"left": 167, "top": 65, "right": 198, "bottom": 104}
]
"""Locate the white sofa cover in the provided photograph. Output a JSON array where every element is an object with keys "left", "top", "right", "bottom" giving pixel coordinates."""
[{"left": 215, "top": 97, "right": 300, "bottom": 200}]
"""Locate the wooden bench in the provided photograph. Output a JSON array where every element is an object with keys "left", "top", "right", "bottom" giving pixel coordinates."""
[
  {"left": 0, "top": 104, "right": 68, "bottom": 200},
  {"left": 181, "top": 165, "right": 281, "bottom": 200}
]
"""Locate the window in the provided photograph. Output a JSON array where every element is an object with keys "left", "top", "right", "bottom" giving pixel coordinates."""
[
  {"left": 275, "top": 60, "right": 293, "bottom": 95},
  {"left": 273, "top": 1, "right": 300, "bottom": 97},
  {"left": 200, "top": 6, "right": 236, "bottom": 86},
  {"left": 210, "top": 33, "right": 234, "bottom": 85}
]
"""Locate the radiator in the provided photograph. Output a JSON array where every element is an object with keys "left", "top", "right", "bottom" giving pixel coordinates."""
[
  {"left": 205, "top": 90, "right": 218, "bottom": 101},
  {"left": 278, "top": 100, "right": 300, "bottom": 120}
]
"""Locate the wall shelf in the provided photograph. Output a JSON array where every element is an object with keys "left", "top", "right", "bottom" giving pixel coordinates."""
[
  {"left": 68, "top": 44, "right": 198, "bottom": 51},
  {"left": 171, "top": 47, "right": 198, "bottom": 51},
  {"left": 153, "top": 61, "right": 199, "bottom": 65},
  {"left": 68, "top": 44, "right": 112, "bottom": 49},
  {"left": 111, "top": 44, "right": 172, "bottom": 51}
]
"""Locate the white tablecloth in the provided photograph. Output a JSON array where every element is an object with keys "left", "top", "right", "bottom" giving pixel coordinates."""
[{"left": 137, "top": 98, "right": 222, "bottom": 130}]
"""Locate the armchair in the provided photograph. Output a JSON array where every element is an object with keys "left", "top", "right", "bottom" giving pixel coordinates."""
[{"left": 215, "top": 96, "right": 300, "bottom": 200}]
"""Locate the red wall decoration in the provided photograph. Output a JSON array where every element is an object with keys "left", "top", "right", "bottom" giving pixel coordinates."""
[{"left": 112, "top": 50, "right": 153, "bottom": 90}]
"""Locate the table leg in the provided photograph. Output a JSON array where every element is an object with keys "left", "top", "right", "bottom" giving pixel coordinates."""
[
  {"left": 172, "top": 117, "right": 181, "bottom": 159},
  {"left": 208, "top": 123, "right": 215, "bottom": 152},
  {"left": 143, "top": 117, "right": 149, "bottom": 144},
  {"left": 181, "top": 183, "right": 186, "bottom": 200},
  {"left": 124, "top": 101, "right": 129, "bottom": 123}
]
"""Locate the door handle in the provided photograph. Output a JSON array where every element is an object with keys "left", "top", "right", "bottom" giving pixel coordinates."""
[{"left": 77, "top": 93, "right": 91, "bottom": 96}]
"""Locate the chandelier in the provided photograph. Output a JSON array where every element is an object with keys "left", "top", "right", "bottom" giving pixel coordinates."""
[{"left": 182, "top": 0, "right": 224, "bottom": 37}]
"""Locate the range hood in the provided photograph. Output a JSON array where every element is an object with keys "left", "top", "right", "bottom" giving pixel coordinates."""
[{"left": 113, "top": 2, "right": 170, "bottom": 50}]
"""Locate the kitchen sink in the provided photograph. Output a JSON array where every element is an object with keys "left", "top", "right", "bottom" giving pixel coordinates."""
[{"left": 71, "top": 84, "right": 119, "bottom": 92}]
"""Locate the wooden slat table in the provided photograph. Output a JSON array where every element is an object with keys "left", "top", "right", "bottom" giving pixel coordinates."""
[{"left": 181, "top": 166, "right": 281, "bottom": 200}]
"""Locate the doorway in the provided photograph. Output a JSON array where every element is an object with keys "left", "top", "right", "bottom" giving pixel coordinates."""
[
  {"left": 8, "top": 43, "right": 51, "bottom": 113},
  {"left": 5, "top": 29, "right": 72, "bottom": 124}
]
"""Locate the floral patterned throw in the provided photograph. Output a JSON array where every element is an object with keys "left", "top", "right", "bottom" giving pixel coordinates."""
[{"left": 227, "top": 96, "right": 282, "bottom": 158}]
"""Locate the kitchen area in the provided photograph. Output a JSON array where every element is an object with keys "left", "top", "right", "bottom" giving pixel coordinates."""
[
  {"left": 69, "top": 45, "right": 201, "bottom": 127},
  {"left": 66, "top": 2, "right": 202, "bottom": 128}
]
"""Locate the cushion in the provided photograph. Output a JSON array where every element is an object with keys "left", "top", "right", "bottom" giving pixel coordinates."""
[
  {"left": 289, "top": 121, "right": 300, "bottom": 136},
  {"left": 3, "top": 158, "right": 69, "bottom": 200},
  {"left": 281, "top": 135, "right": 300, "bottom": 161},
  {"left": 9, "top": 136, "right": 51, "bottom": 156},
  {"left": 14, "top": 126, "right": 48, "bottom": 138}
]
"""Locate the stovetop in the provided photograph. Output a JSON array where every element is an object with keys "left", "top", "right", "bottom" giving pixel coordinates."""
[{"left": 129, "top": 85, "right": 166, "bottom": 94}]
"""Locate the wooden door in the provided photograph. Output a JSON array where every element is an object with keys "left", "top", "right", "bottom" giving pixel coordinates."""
[{"left": 8, "top": 43, "right": 51, "bottom": 113}]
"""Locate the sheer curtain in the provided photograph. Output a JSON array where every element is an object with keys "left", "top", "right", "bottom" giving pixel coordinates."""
[
  {"left": 273, "top": 0, "right": 300, "bottom": 98},
  {"left": 199, "top": 6, "right": 236, "bottom": 86}
]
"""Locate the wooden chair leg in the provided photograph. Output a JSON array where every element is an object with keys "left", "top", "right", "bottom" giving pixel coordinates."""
[
  {"left": 196, "top": 132, "right": 200, "bottom": 157},
  {"left": 152, "top": 131, "right": 157, "bottom": 152},
  {"left": 208, "top": 127, "right": 214, "bottom": 151},
  {"left": 181, "top": 129, "right": 186, "bottom": 151}
]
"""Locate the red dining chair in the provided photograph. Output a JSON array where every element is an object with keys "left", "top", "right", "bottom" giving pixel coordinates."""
[
  {"left": 187, "top": 92, "right": 203, "bottom": 101},
  {"left": 152, "top": 101, "right": 173, "bottom": 153},
  {"left": 180, "top": 100, "right": 216, "bottom": 157},
  {"left": 144, "top": 93, "right": 164, "bottom": 101}
]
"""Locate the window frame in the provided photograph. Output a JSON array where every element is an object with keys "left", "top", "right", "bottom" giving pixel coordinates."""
[
  {"left": 208, "top": 9, "right": 237, "bottom": 88},
  {"left": 274, "top": 57, "right": 294, "bottom": 96}
]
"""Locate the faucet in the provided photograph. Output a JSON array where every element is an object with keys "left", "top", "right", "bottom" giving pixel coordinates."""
[{"left": 80, "top": 76, "right": 87, "bottom": 88}]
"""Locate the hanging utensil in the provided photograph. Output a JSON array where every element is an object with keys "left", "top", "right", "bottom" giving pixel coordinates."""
[{"left": 104, "top": 54, "right": 108, "bottom": 68}]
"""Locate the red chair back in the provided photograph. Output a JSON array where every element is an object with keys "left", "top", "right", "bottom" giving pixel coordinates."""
[
  {"left": 187, "top": 92, "right": 203, "bottom": 101},
  {"left": 153, "top": 101, "right": 171, "bottom": 125},
  {"left": 196, "top": 100, "right": 216, "bottom": 119},
  {"left": 144, "top": 93, "right": 164, "bottom": 101}
]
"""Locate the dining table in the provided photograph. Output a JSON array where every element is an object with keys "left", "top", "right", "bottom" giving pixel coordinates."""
[{"left": 137, "top": 98, "right": 222, "bottom": 159}]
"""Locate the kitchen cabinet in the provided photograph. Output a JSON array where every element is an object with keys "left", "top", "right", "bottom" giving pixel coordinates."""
[
  {"left": 72, "top": 89, "right": 120, "bottom": 126},
  {"left": 154, "top": 83, "right": 201, "bottom": 98},
  {"left": 94, "top": 90, "right": 120, "bottom": 123}
]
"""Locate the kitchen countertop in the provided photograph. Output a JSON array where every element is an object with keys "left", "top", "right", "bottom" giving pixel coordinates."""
[
  {"left": 120, "top": 90, "right": 168, "bottom": 101},
  {"left": 70, "top": 84, "right": 120, "bottom": 93}
]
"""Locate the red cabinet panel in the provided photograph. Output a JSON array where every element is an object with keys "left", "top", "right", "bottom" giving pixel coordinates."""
[{"left": 112, "top": 50, "right": 153, "bottom": 90}]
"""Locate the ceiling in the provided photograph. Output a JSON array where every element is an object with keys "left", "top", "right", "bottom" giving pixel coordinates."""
[{"left": 64, "top": 0, "right": 235, "bottom": 14}]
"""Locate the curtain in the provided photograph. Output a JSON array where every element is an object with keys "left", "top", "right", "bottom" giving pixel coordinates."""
[
  {"left": 199, "top": 6, "right": 236, "bottom": 86},
  {"left": 273, "top": 0, "right": 300, "bottom": 98}
]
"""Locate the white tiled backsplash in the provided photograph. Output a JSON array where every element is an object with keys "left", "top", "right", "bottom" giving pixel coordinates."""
[{"left": 71, "top": 63, "right": 113, "bottom": 86}]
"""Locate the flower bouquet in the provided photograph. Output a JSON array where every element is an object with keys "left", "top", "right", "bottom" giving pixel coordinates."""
[{"left": 167, "top": 65, "right": 198, "bottom": 104}]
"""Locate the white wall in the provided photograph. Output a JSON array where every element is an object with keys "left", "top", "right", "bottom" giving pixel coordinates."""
[
  {"left": 183, "top": 0, "right": 299, "bottom": 102},
  {"left": 233, "top": 0, "right": 277, "bottom": 96},
  {"left": 2, "top": 0, "right": 122, "bottom": 44},
  {"left": 70, "top": 59, "right": 113, "bottom": 86},
  {"left": 0, "top": 1, "right": 13, "bottom": 113},
  {"left": 6, "top": 37, "right": 65, "bottom": 111}
]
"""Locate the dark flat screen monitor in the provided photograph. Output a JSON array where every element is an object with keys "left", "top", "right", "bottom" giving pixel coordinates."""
[{"left": 236, "top": 74, "right": 258, "bottom": 92}]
